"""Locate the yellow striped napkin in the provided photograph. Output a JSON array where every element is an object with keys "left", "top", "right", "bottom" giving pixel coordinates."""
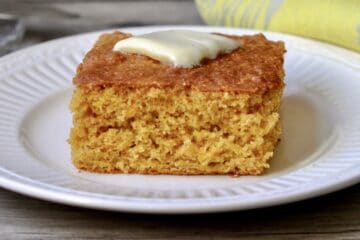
[{"left": 196, "top": 0, "right": 360, "bottom": 52}]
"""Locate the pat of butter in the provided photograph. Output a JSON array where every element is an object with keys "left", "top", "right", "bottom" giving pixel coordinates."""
[{"left": 113, "top": 30, "right": 241, "bottom": 68}]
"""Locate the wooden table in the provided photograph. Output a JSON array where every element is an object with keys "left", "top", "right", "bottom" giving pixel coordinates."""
[
  {"left": 1, "top": 1, "right": 359, "bottom": 239},
  {"left": 1, "top": 186, "right": 359, "bottom": 239}
]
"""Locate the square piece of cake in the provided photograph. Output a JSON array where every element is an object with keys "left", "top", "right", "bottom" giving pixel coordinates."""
[{"left": 69, "top": 31, "right": 285, "bottom": 175}]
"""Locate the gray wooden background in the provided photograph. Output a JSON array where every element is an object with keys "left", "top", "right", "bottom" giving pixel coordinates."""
[
  {"left": 1, "top": 0, "right": 204, "bottom": 48},
  {"left": 0, "top": 1, "right": 359, "bottom": 239}
]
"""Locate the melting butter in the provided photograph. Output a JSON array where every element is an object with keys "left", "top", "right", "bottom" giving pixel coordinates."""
[{"left": 113, "top": 30, "right": 241, "bottom": 68}]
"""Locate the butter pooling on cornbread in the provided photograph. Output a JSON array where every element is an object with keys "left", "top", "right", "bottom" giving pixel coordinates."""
[
  {"left": 113, "top": 30, "right": 241, "bottom": 68},
  {"left": 69, "top": 31, "right": 285, "bottom": 175}
]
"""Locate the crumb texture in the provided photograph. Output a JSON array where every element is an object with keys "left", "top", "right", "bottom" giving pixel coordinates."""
[{"left": 69, "top": 86, "right": 282, "bottom": 175}]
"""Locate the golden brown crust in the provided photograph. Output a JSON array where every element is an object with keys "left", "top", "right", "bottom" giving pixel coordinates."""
[
  {"left": 73, "top": 31, "right": 285, "bottom": 93},
  {"left": 75, "top": 166, "right": 264, "bottom": 176}
]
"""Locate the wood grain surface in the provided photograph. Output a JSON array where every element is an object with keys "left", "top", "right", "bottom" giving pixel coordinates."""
[
  {"left": 1, "top": 185, "right": 359, "bottom": 240},
  {"left": 0, "top": 1, "right": 359, "bottom": 239}
]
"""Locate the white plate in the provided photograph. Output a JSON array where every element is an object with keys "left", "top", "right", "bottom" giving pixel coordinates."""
[{"left": 0, "top": 26, "right": 359, "bottom": 214}]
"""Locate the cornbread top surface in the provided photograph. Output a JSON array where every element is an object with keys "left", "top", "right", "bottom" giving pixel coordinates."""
[{"left": 74, "top": 31, "right": 285, "bottom": 93}]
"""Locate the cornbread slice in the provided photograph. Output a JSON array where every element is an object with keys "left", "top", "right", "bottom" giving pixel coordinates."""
[{"left": 69, "top": 31, "right": 285, "bottom": 175}]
